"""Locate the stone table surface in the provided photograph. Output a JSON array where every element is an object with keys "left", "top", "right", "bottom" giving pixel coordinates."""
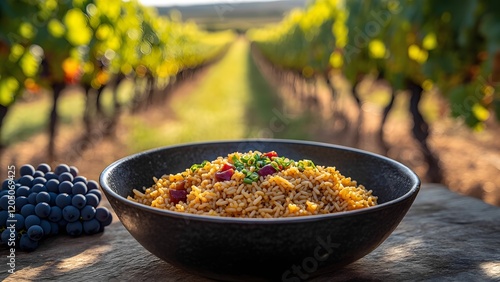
[{"left": 1, "top": 184, "right": 499, "bottom": 282}]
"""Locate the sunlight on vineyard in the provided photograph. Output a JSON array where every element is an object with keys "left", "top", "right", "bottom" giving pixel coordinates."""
[{"left": 247, "top": 0, "right": 500, "bottom": 188}]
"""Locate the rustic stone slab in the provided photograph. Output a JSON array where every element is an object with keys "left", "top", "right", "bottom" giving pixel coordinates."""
[{"left": 1, "top": 184, "right": 499, "bottom": 281}]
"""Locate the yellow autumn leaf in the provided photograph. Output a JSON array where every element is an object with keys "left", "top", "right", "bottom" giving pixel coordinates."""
[
  {"left": 19, "top": 22, "right": 35, "bottom": 40},
  {"left": 423, "top": 33, "right": 437, "bottom": 50},
  {"left": 0, "top": 77, "right": 19, "bottom": 106},
  {"left": 472, "top": 103, "right": 490, "bottom": 121},
  {"left": 64, "top": 9, "right": 92, "bottom": 46},
  {"left": 9, "top": 44, "right": 24, "bottom": 62},
  {"left": 329, "top": 52, "right": 343, "bottom": 68},
  {"left": 369, "top": 39, "right": 386, "bottom": 59},
  {"left": 48, "top": 19, "right": 65, "bottom": 38},
  {"left": 408, "top": 44, "right": 428, "bottom": 64}
]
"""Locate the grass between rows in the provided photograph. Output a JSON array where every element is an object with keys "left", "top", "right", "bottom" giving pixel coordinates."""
[{"left": 126, "top": 38, "right": 312, "bottom": 153}]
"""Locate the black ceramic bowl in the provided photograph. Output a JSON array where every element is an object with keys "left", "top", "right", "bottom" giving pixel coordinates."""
[{"left": 100, "top": 139, "right": 420, "bottom": 281}]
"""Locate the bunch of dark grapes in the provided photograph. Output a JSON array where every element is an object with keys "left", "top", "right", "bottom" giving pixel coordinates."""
[{"left": 0, "top": 164, "right": 112, "bottom": 251}]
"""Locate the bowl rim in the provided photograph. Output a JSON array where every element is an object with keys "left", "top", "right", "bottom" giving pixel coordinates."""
[{"left": 99, "top": 139, "right": 421, "bottom": 224}]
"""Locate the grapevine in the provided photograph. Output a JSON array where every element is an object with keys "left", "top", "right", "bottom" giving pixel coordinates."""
[
  {"left": 0, "top": 0, "right": 235, "bottom": 157},
  {"left": 249, "top": 0, "right": 500, "bottom": 182}
]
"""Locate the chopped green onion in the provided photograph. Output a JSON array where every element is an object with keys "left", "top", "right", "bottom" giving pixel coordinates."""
[
  {"left": 270, "top": 161, "right": 280, "bottom": 171},
  {"left": 190, "top": 160, "right": 209, "bottom": 172},
  {"left": 249, "top": 172, "right": 259, "bottom": 181},
  {"left": 243, "top": 178, "right": 253, "bottom": 184}
]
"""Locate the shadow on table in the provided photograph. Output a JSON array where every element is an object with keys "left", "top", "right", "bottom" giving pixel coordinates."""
[
  {"left": 311, "top": 187, "right": 500, "bottom": 281},
  {"left": 1, "top": 220, "right": 209, "bottom": 281}
]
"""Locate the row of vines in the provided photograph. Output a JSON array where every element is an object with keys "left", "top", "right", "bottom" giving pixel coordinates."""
[
  {"left": 248, "top": 0, "right": 500, "bottom": 182},
  {"left": 0, "top": 0, "right": 234, "bottom": 159}
]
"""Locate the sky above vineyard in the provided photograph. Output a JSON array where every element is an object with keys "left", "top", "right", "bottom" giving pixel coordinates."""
[{"left": 140, "top": 0, "right": 275, "bottom": 7}]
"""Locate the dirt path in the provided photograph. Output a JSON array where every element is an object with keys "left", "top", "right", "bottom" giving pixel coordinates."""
[{"left": 1, "top": 40, "right": 499, "bottom": 207}]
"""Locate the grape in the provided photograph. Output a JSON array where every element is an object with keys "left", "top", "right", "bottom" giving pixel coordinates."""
[
  {"left": 69, "top": 166, "right": 79, "bottom": 177},
  {"left": 48, "top": 206, "right": 62, "bottom": 222},
  {"left": 58, "top": 181, "right": 73, "bottom": 194},
  {"left": 58, "top": 219, "right": 68, "bottom": 228},
  {"left": 36, "top": 191, "right": 51, "bottom": 204},
  {"left": 18, "top": 175, "right": 34, "bottom": 187},
  {"left": 88, "top": 189, "right": 102, "bottom": 201},
  {"left": 27, "top": 192, "right": 38, "bottom": 205},
  {"left": 33, "top": 170, "right": 45, "bottom": 178},
  {"left": 55, "top": 193, "right": 71, "bottom": 208},
  {"left": 1, "top": 229, "right": 11, "bottom": 243},
  {"left": 1, "top": 179, "right": 9, "bottom": 191},
  {"left": 87, "top": 180, "right": 99, "bottom": 191},
  {"left": 83, "top": 219, "right": 100, "bottom": 235},
  {"left": 25, "top": 215, "right": 41, "bottom": 229},
  {"left": 20, "top": 204, "right": 36, "bottom": 217},
  {"left": 15, "top": 196, "right": 29, "bottom": 211},
  {"left": 0, "top": 229, "right": 10, "bottom": 244},
  {"left": 44, "top": 172, "right": 59, "bottom": 180},
  {"left": 54, "top": 164, "right": 70, "bottom": 175},
  {"left": 37, "top": 163, "right": 51, "bottom": 173},
  {"left": 0, "top": 195, "right": 10, "bottom": 210},
  {"left": 58, "top": 172, "right": 74, "bottom": 183},
  {"left": 31, "top": 183, "right": 47, "bottom": 193},
  {"left": 27, "top": 225, "right": 44, "bottom": 241},
  {"left": 73, "top": 176, "right": 87, "bottom": 185},
  {"left": 32, "top": 177, "right": 47, "bottom": 186},
  {"left": 71, "top": 194, "right": 87, "bottom": 209},
  {"left": 62, "top": 206, "right": 80, "bottom": 222},
  {"left": 49, "top": 222, "right": 59, "bottom": 235},
  {"left": 85, "top": 193, "right": 99, "bottom": 208},
  {"left": 0, "top": 210, "right": 8, "bottom": 226},
  {"left": 19, "top": 234, "right": 38, "bottom": 251},
  {"left": 66, "top": 221, "right": 83, "bottom": 236},
  {"left": 48, "top": 192, "right": 58, "bottom": 206},
  {"left": 72, "top": 182, "right": 87, "bottom": 195},
  {"left": 20, "top": 164, "right": 35, "bottom": 176},
  {"left": 14, "top": 213, "right": 25, "bottom": 230},
  {"left": 46, "top": 179, "right": 60, "bottom": 193},
  {"left": 101, "top": 213, "right": 113, "bottom": 227},
  {"left": 40, "top": 219, "right": 51, "bottom": 235},
  {"left": 81, "top": 205, "right": 96, "bottom": 220},
  {"left": 95, "top": 207, "right": 111, "bottom": 223},
  {"left": 35, "top": 202, "right": 51, "bottom": 218},
  {"left": 16, "top": 186, "right": 30, "bottom": 197}
]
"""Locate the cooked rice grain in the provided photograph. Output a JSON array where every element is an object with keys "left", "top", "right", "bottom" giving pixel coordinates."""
[{"left": 128, "top": 152, "right": 378, "bottom": 218}]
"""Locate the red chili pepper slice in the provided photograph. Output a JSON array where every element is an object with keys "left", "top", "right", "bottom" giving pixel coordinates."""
[
  {"left": 263, "top": 151, "right": 278, "bottom": 158},
  {"left": 221, "top": 163, "right": 236, "bottom": 172}
]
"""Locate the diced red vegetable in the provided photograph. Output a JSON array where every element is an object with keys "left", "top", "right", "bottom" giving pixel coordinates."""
[
  {"left": 221, "top": 163, "right": 235, "bottom": 171},
  {"left": 216, "top": 168, "right": 234, "bottom": 181},
  {"left": 174, "top": 180, "right": 186, "bottom": 190},
  {"left": 263, "top": 151, "right": 278, "bottom": 158},
  {"left": 258, "top": 164, "right": 277, "bottom": 177},
  {"left": 169, "top": 189, "right": 187, "bottom": 204}
]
